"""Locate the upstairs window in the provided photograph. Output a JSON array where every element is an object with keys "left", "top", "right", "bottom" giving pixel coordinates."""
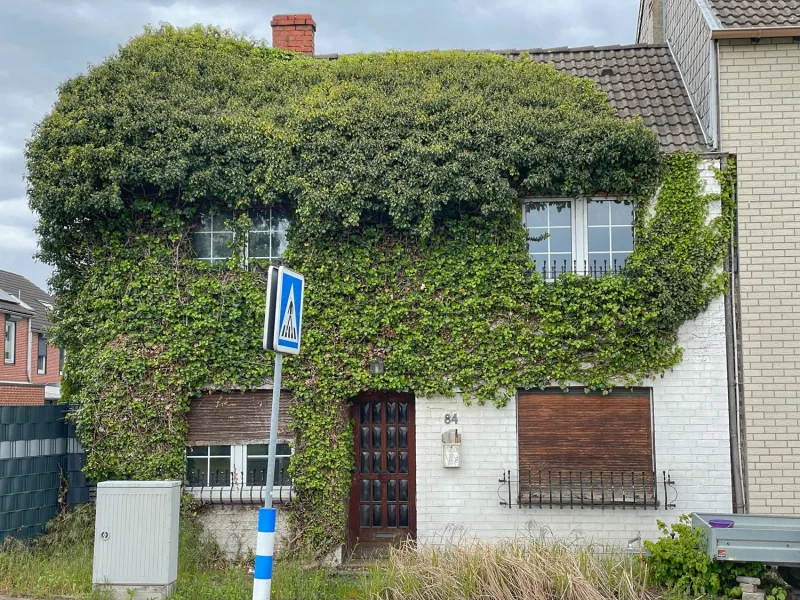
[
  {"left": 59, "top": 348, "right": 65, "bottom": 375},
  {"left": 191, "top": 208, "right": 290, "bottom": 266},
  {"left": 524, "top": 198, "right": 634, "bottom": 278},
  {"left": 37, "top": 334, "right": 47, "bottom": 374},
  {"left": 192, "top": 211, "right": 234, "bottom": 264},
  {"left": 4, "top": 317, "right": 15, "bottom": 365},
  {"left": 247, "top": 208, "right": 290, "bottom": 264}
]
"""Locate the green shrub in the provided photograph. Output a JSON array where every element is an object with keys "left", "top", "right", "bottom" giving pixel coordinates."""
[{"left": 644, "top": 515, "right": 765, "bottom": 596}]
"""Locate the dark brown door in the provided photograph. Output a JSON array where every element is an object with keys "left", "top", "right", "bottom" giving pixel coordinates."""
[{"left": 348, "top": 392, "right": 416, "bottom": 558}]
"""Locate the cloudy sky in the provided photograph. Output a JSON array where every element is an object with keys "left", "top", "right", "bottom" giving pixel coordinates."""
[{"left": 0, "top": 0, "right": 640, "bottom": 290}]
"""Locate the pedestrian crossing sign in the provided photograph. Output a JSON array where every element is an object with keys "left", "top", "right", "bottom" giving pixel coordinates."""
[{"left": 272, "top": 266, "right": 304, "bottom": 355}]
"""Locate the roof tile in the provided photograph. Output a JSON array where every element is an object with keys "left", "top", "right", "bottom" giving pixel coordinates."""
[{"left": 708, "top": 0, "right": 800, "bottom": 28}]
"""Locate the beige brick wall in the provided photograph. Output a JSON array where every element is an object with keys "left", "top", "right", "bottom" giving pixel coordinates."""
[{"left": 718, "top": 38, "right": 800, "bottom": 515}]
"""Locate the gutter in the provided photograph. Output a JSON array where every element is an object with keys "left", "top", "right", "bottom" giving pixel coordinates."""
[{"left": 712, "top": 27, "right": 800, "bottom": 39}]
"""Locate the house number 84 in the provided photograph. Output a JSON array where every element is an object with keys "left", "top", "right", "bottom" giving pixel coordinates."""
[{"left": 444, "top": 413, "right": 459, "bottom": 424}]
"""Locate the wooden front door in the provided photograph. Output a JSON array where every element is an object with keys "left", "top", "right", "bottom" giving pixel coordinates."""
[{"left": 348, "top": 392, "right": 416, "bottom": 558}]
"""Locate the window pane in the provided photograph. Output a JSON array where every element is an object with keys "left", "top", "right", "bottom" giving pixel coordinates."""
[
  {"left": 525, "top": 203, "right": 548, "bottom": 227},
  {"left": 192, "top": 233, "right": 211, "bottom": 259},
  {"left": 589, "top": 252, "right": 612, "bottom": 270},
  {"left": 530, "top": 254, "right": 548, "bottom": 270},
  {"left": 588, "top": 227, "right": 610, "bottom": 252},
  {"left": 212, "top": 211, "right": 233, "bottom": 230},
  {"left": 612, "top": 252, "right": 631, "bottom": 268},
  {"left": 208, "top": 458, "right": 230, "bottom": 485},
  {"left": 588, "top": 200, "right": 609, "bottom": 226},
  {"left": 527, "top": 229, "right": 548, "bottom": 254},
  {"left": 248, "top": 232, "right": 271, "bottom": 259},
  {"left": 272, "top": 231, "right": 288, "bottom": 257},
  {"left": 609, "top": 201, "right": 634, "bottom": 225},
  {"left": 38, "top": 335, "right": 47, "bottom": 357},
  {"left": 248, "top": 444, "right": 269, "bottom": 456},
  {"left": 548, "top": 202, "right": 571, "bottom": 226},
  {"left": 611, "top": 226, "right": 634, "bottom": 252},
  {"left": 187, "top": 446, "right": 208, "bottom": 457},
  {"left": 548, "top": 228, "right": 571, "bottom": 253},
  {"left": 195, "top": 214, "right": 213, "bottom": 232},
  {"left": 186, "top": 458, "right": 206, "bottom": 484},
  {"left": 212, "top": 233, "right": 234, "bottom": 260},
  {"left": 210, "top": 445, "right": 230, "bottom": 456},
  {"left": 4, "top": 321, "right": 15, "bottom": 363},
  {"left": 250, "top": 208, "right": 271, "bottom": 231},
  {"left": 276, "top": 443, "right": 291, "bottom": 456}
]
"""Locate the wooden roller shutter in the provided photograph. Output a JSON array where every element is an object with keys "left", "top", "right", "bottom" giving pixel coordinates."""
[
  {"left": 518, "top": 388, "right": 653, "bottom": 473},
  {"left": 185, "top": 390, "right": 291, "bottom": 446},
  {"left": 517, "top": 388, "right": 654, "bottom": 505}
]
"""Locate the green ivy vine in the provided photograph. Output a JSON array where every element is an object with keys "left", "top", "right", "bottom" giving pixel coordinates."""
[{"left": 26, "top": 26, "right": 734, "bottom": 555}]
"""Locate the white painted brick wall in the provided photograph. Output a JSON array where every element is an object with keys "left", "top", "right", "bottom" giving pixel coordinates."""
[{"left": 416, "top": 297, "right": 733, "bottom": 546}]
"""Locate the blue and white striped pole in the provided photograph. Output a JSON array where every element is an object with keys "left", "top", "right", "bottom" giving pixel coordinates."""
[{"left": 253, "top": 507, "right": 276, "bottom": 599}]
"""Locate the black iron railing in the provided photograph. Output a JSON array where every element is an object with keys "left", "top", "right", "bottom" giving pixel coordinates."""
[
  {"left": 185, "top": 468, "right": 294, "bottom": 505},
  {"left": 499, "top": 470, "right": 676, "bottom": 510},
  {"left": 535, "top": 259, "right": 627, "bottom": 280}
]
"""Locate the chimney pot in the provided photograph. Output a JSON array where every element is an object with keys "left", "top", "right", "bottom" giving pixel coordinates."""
[{"left": 271, "top": 13, "right": 316, "bottom": 54}]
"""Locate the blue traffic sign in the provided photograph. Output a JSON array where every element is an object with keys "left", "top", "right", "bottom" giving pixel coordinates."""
[{"left": 272, "top": 266, "right": 304, "bottom": 355}]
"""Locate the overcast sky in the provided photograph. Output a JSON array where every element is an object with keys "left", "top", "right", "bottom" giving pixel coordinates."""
[{"left": 0, "top": 0, "right": 640, "bottom": 290}]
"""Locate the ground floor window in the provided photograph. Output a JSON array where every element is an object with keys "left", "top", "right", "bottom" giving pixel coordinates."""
[
  {"left": 516, "top": 387, "right": 655, "bottom": 507},
  {"left": 185, "top": 443, "right": 292, "bottom": 487}
]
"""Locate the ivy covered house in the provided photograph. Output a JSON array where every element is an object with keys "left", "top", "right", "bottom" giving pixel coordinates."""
[{"left": 27, "top": 13, "right": 740, "bottom": 559}]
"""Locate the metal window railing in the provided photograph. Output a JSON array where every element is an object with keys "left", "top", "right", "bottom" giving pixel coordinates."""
[
  {"left": 535, "top": 259, "right": 627, "bottom": 280},
  {"left": 499, "top": 469, "right": 676, "bottom": 510},
  {"left": 185, "top": 467, "right": 295, "bottom": 506}
]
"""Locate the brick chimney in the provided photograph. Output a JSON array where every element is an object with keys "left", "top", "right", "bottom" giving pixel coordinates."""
[{"left": 271, "top": 14, "right": 316, "bottom": 55}]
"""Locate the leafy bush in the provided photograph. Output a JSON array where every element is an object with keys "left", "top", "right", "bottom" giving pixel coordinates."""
[{"left": 645, "top": 516, "right": 764, "bottom": 596}]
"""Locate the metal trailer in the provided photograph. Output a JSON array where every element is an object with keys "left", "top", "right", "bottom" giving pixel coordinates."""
[{"left": 692, "top": 513, "right": 800, "bottom": 587}]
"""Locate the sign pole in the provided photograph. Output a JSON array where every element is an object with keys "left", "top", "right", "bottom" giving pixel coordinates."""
[
  {"left": 264, "top": 352, "right": 283, "bottom": 509},
  {"left": 253, "top": 352, "right": 281, "bottom": 600},
  {"left": 254, "top": 265, "right": 303, "bottom": 600}
]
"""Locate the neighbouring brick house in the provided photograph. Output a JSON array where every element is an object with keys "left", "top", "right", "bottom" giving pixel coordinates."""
[
  {"left": 191, "top": 13, "right": 740, "bottom": 559},
  {"left": 636, "top": 0, "right": 799, "bottom": 517},
  {"left": 0, "top": 270, "right": 62, "bottom": 405}
]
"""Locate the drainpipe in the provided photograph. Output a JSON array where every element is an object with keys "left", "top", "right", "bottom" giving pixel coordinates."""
[
  {"left": 26, "top": 317, "right": 32, "bottom": 383},
  {"left": 724, "top": 250, "right": 745, "bottom": 513}
]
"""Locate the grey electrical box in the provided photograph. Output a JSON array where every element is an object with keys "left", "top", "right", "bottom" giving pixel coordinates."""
[{"left": 92, "top": 480, "right": 181, "bottom": 600}]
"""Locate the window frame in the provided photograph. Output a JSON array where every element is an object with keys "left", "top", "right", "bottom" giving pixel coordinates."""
[
  {"left": 37, "top": 333, "right": 47, "bottom": 375},
  {"left": 59, "top": 348, "right": 65, "bottom": 376},
  {"left": 522, "top": 197, "right": 634, "bottom": 277},
  {"left": 243, "top": 442, "right": 293, "bottom": 486},
  {"left": 185, "top": 444, "right": 233, "bottom": 486},
  {"left": 184, "top": 443, "right": 293, "bottom": 489},
  {"left": 191, "top": 207, "right": 290, "bottom": 267},
  {"left": 4, "top": 316, "right": 15, "bottom": 365},
  {"left": 191, "top": 211, "right": 235, "bottom": 264}
]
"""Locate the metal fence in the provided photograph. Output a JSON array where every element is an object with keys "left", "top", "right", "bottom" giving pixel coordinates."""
[
  {"left": 535, "top": 259, "right": 627, "bottom": 280},
  {"left": 185, "top": 467, "right": 295, "bottom": 506},
  {"left": 499, "top": 469, "right": 677, "bottom": 510},
  {"left": 0, "top": 404, "right": 89, "bottom": 543}
]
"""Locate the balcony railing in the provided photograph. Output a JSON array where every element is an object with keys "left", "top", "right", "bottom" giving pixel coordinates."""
[{"left": 499, "top": 470, "right": 676, "bottom": 510}]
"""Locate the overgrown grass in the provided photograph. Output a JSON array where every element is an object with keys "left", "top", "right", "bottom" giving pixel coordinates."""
[
  {"left": 0, "top": 507, "right": 660, "bottom": 600},
  {"left": 363, "top": 536, "right": 656, "bottom": 600},
  {"left": 0, "top": 505, "right": 361, "bottom": 599}
]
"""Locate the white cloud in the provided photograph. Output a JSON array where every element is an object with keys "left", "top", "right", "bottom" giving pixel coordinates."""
[
  {"left": 0, "top": 224, "right": 37, "bottom": 252},
  {"left": 146, "top": 2, "right": 273, "bottom": 41},
  {"left": 0, "top": 198, "right": 36, "bottom": 226}
]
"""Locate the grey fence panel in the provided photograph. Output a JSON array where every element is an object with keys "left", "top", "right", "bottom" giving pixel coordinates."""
[{"left": 0, "top": 404, "right": 89, "bottom": 543}]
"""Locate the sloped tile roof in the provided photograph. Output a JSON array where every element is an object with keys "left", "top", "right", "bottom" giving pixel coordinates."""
[
  {"left": 709, "top": 0, "right": 800, "bottom": 28},
  {"left": 316, "top": 44, "right": 706, "bottom": 152},
  {"left": 0, "top": 270, "right": 53, "bottom": 332}
]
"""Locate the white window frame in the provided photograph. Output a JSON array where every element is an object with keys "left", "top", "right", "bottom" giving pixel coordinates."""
[
  {"left": 523, "top": 197, "right": 634, "bottom": 277},
  {"left": 192, "top": 208, "right": 289, "bottom": 267},
  {"left": 185, "top": 443, "right": 293, "bottom": 490},
  {"left": 4, "top": 317, "right": 15, "bottom": 365},
  {"left": 243, "top": 442, "right": 293, "bottom": 486},
  {"left": 192, "top": 212, "right": 235, "bottom": 264}
]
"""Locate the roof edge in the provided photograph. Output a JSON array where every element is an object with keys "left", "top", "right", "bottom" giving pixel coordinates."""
[
  {"left": 712, "top": 26, "right": 800, "bottom": 39},
  {"left": 314, "top": 43, "right": 670, "bottom": 61}
]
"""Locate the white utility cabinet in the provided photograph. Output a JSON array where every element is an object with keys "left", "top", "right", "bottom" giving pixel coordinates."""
[{"left": 92, "top": 480, "right": 181, "bottom": 600}]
